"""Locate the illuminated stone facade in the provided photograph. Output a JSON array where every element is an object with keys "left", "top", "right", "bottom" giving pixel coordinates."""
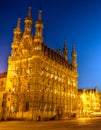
[
  {"left": 2, "top": 8, "right": 78, "bottom": 120},
  {"left": 0, "top": 72, "right": 7, "bottom": 120},
  {"left": 78, "top": 88, "right": 100, "bottom": 117},
  {"left": 99, "top": 92, "right": 101, "bottom": 110}
]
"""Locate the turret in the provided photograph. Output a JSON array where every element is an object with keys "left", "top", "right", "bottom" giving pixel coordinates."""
[
  {"left": 13, "top": 18, "right": 22, "bottom": 41},
  {"left": 23, "top": 7, "right": 33, "bottom": 35},
  {"left": 11, "top": 18, "right": 22, "bottom": 56},
  {"left": 63, "top": 40, "right": 68, "bottom": 61},
  {"left": 34, "top": 10, "right": 44, "bottom": 43},
  {"left": 71, "top": 44, "right": 77, "bottom": 71}
]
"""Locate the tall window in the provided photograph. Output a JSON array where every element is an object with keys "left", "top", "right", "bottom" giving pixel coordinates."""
[{"left": 25, "top": 102, "right": 29, "bottom": 111}]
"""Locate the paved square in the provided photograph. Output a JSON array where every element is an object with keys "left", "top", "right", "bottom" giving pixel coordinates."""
[{"left": 0, "top": 118, "right": 101, "bottom": 130}]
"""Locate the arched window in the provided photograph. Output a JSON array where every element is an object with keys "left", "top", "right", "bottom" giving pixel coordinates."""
[
  {"left": 1, "top": 81, "right": 3, "bottom": 86},
  {"left": 25, "top": 102, "right": 29, "bottom": 111}
]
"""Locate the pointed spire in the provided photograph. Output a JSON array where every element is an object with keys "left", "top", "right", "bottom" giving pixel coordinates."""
[
  {"left": 64, "top": 40, "right": 67, "bottom": 50},
  {"left": 27, "top": 7, "right": 32, "bottom": 18},
  {"left": 16, "top": 18, "right": 21, "bottom": 30},
  {"left": 63, "top": 40, "right": 68, "bottom": 61},
  {"left": 72, "top": 40, "right": 77, "bottom": 55},
  {"left": 63, "top": 40, "right": 68, "bottom": 53},
  {"left": 24, "top": 7, "right": 33, "bottom": 35},
  {"left": 38, "top": 10, "right": 42, "bottom": 22},
  {"left": 14, "top": 18, "right": 22, "bottom": 36},
  {"left": 71, "top": 41, "right": 77, "bottom": 71},
  {"left": 12, "top": 18, "right": 22, "bottom": 56},
  {"left": 72, "top": 43, "right": 76, "bottom": 53},
  {"left": 34, "top": 9, "right": 44, "bottom": 42}
]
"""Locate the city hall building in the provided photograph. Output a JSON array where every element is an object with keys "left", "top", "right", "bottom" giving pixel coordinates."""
[{"left": 1, "top": 7, "right": 78, "bottom": 120}]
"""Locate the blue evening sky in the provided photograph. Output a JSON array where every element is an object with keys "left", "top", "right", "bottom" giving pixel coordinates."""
[{"left": 0, "top": 0, "right": 101, "bottom": 91}]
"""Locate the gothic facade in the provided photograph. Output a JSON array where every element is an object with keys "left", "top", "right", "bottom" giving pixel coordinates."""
[
  {"left": 0, "top": 72, "right": 7, "bottom": 120},
  {"left": 2, "top": 7, "right": 78, "bottom": 120},
  {"left": 78, "top": 88, "right": 100, "bottom": 117}
]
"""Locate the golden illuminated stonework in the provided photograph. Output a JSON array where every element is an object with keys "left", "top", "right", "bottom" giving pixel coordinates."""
[
  {"left": 78, "top": 88, "right": 100, "bottom": 117},
  {"left": 0, "top": 72, "right": 7, "bottom": 120},
  {"left": 2, "top": 7, "right": 78, "bottom": 120}
]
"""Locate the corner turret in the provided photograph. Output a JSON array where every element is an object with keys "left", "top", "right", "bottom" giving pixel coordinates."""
[
  {"left": 23, "top": 7, "right": 33, "bottom": 35},
  {"left": 34, "top": 10, "right": 44, "bottom": 43},
  {"left": 11, "top": 18, "right": 22, "bottom": 56}
]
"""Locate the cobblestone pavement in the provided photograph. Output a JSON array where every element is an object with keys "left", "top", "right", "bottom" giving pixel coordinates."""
[{"left": 0, "top": 118, "right": 101, "bottom": 130}]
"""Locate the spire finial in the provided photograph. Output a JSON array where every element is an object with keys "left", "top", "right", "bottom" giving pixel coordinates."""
[
  {"left": 72, "top": 41, "right": 76, "bottom": 53},
  {"left": 71, "top": 40, "right": 77, "bottom": 71},
  {"left": 38, "top": 10, "right": 42, "bottom": 21},
  {"left": 63, "top": 40, "right": 68, "bottom": 52},
  {"left": 24, "top": 7, "right": 33, "bottom": 35},
  {"left": 64, "top": 40, "right": 67, "bottom": 49},
  {"left": 63, "top": 40, "right": 68, "bottom": 61},
  {"left": 16, "top": 18, "right": 21, "bottom": 29},
  {"left": 28, "top": 7, "right": 32, "bottom": 18}
]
